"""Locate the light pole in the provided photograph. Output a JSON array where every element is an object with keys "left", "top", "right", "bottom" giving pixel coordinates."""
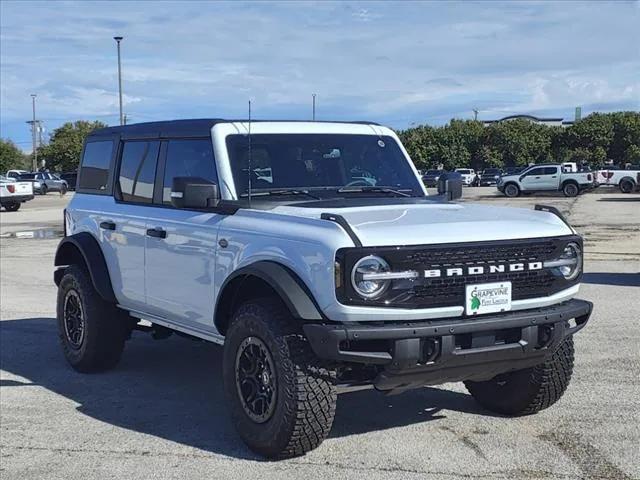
[
  {"left": 312, "top": 93, "right": 316, "bottom": 121},
  {"left": 114, "top": 36, "right": 124, "bottom": 125},
  {"left": 31, "top": 94, "right": 37, "bottom": 171}
]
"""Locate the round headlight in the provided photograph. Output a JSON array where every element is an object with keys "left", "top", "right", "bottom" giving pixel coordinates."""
[
  {"left": 557, "top": 242, "right": 582, "bottom": 280},
  {"left": 351, "top": 255, "right": 391, "bottom": 299}
]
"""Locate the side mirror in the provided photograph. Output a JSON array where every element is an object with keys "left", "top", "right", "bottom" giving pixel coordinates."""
[
  {"left": 171, "top": 177, "right": 220, "bottom": 209},
  {"left": 437, "top": 172, "right": 463, "bottom": 200}
]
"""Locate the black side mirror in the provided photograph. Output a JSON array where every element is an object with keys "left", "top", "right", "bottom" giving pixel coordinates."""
[
  {"left": 171, "top": 177, "right": 220, "bottom": 209},
  {"left": 437, "top": 172, "right": 463, "bottom": 200}
]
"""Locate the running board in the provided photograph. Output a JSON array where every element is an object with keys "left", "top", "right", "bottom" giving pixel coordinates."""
[{"left": 123, "top": 307, "right": 225, "bottom": 345}]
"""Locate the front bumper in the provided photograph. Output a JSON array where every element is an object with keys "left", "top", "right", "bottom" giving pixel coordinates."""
[{"left": 304, "top": 299, "right": 592, "bottom": 392}]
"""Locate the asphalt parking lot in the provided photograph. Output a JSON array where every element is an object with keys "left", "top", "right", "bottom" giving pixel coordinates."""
[{"left": 1, "top": 188, "right": 639, "bottom": 480}]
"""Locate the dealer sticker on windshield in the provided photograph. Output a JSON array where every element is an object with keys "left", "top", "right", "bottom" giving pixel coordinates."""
[{"left": 466, "top": 281, "right": 512, "bottom": 315}]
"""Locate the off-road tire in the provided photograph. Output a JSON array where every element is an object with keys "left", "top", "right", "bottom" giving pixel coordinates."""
[
  {"left": 61, "top": 184, "right": 68, "bottom": 195},
  {"left": 41, "top": 184, "right": 48, "bottom": 195},
  {"left": 223, "top": 297, "right": 337, "bottom": 459},
  {"left": 504, "top": 183, "right": 520, "bottom": 197},
  {"left": 464, "top": 336, "right": 574, "bottom": 416},
  {"left": 563, "top": 182, "right": 579, "bottom": 197},
  {"left": 3, "top": 203, "right": 20, "bottom": 212},
  {"left": 619, "top": 179, "right": 635, "bottom": 194},
  {"left": 56, "top": 265, "right": 127, "bottom": 373}
]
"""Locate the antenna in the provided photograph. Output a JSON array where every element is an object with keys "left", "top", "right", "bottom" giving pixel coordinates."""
[{"left": 247, "top": 100, "right": 252, "bottom": 208}]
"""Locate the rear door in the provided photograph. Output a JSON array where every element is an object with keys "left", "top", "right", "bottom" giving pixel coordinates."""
[
  {"left": 106, "top": 139, "right": 161, "bottom": 310},
  {"left": 144, "top": 138, "right": 222, "bottom": 331},
  {"left": 539, "top": 166, "right": 560, "bottom": 189}
]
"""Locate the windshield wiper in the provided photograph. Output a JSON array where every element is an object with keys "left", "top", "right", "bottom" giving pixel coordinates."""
[
  {"left": 240, "top": 189, "right": 321, "bottom": 200},
  {"left": 336, "top": 186, "right": 413, "bottom": 197}
]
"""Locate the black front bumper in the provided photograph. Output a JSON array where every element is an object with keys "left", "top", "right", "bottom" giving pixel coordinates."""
[{"left": 304, "top": 299, "right": 592, "bottom": 392}]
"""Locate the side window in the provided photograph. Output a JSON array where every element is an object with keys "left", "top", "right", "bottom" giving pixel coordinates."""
[
  {"left": 544, "top": 167, "right": 558, "bottom": 175},
  {"left": 162, "top": 139, "right": 217, "bottom": 205},
  {"left": 78, "top": 141, "right": 114, "bottom": 192},
  {"left": 117, "top": 141, "right": 160, "bottom": 204},
  {"left": 525, "top": 167, "right": 545, "bottom": 177}
]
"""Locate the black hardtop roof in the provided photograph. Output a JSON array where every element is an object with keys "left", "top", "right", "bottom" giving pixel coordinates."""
[{"left": 88, "top": 118, "right": 381, "bottom": 139}]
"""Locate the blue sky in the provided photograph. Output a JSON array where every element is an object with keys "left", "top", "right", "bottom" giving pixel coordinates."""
[{"left": 1, "top": 0, "right": 639, "bottom": 151}]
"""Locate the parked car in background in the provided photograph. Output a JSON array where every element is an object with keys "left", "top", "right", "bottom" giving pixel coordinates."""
[
  {"left": 60, "top": 172, "right": 78, "bottom": 190},
  {"left": 0, "top": 175, "right": 34, "bottom": 211},
  {"left": 479, "top": 168, "right": 503, "bottom": 186},
  {"left": 498, "top": 164, "right": 594, "bottom": 197},
  {"left": 18, "top": 172, "right": 68, "bottom": 195},
  {"left": 422, "top": 169, "right": 446, "bottom": 187},
  {"left": 454, "top": 168, "right": 478, "bottom": 186},
  {"left": 595, "top": 166, "right": 640, "bottom": 193}
]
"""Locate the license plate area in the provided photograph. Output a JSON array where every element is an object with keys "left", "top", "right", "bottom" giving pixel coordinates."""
[{"left": 466, "top": 281, "right": 512, "bottom": 315}]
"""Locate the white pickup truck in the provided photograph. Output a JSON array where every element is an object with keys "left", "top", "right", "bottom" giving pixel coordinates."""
[
  {"left": 595, "top": 168, "right": 640, "bottom": 193},
  {"left": 497, "top": 164, "right": 594, "bottom": 197},
  {"left": 0, "top": 175, "right": 34, "bottom": 211}
]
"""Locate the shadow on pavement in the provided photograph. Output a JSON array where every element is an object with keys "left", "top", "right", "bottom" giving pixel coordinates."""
[
  {"left": 582, "top": 272, "right": 640, "bottom": 287},
  {"left": 0, "top": 318, "right": 485, "bottom": 459},
  {"left": 597, "top": 197, "right": 640, "bottom": 202}
]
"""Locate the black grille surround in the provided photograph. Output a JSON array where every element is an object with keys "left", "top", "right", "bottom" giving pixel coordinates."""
[{"left": 335, "top": 235, "right": 582, "bottom": 310}]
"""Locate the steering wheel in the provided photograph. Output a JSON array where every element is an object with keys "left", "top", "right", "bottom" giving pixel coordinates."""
[{"left": 343, "top": 179, "right": 372, "bottom": 188}]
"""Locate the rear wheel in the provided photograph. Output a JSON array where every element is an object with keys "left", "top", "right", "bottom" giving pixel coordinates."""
[
  {"left": 504, "top": 183, "right": 520, "bottom": 197},
  {"left": 223, "top": 297, "right": 337, "bottom": 459},
  {"left": 56, "top": 265, "right": 127, "bottom": 372},
  {"left": 41, "top": 184, "right": 48, "bottom": 195},
  {"left": 60, "top": 184, "right": 68, "bottom": 195},
  {"left": 465, "top": 337, "right": 574, "bottom": 416},
  {"left": 563, "top": 182, "right": 579, "bottom": 197},
  {"left": 3, "top": 203, "right": 20, "bottom": 212},
  {"left": 620, "top": 179, "right": 635, "bottom": 194}
]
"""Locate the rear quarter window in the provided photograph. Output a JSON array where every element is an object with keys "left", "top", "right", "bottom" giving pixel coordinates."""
[{"left": 78, "top": 140, "right": 114, "bottom": 193}]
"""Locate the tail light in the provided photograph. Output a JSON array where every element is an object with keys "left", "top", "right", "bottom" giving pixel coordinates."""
[{"left": 7, "top": 185, "right": 15, "bottom": 193}]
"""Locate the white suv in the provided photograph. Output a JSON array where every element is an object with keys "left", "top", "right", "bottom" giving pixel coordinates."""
[
  {"left": 54, "top": 119, "right": 592, "bottom": 458},
  {"left": 454, "top": 168, "right": 478, "bottom": 186}
]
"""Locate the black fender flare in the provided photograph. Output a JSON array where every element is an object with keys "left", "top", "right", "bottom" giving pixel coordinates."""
[
  {"left": 215, "top": 261, "right": 323, "bottom": 331},
  {"left": 54, "top": 232, "right": 116, "bottom": 303}
]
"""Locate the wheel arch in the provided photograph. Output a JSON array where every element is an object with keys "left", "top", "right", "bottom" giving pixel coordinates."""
[
  {"left": 214, "top": 261, "right": 323, "bottom": 336},
  {"left": 561, "top": 178, "right": 579, "bottom": 188},
  {"left": 54, "top": 232, "right": 116, "bottom": 303}
]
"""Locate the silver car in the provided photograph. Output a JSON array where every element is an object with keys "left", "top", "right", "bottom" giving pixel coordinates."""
[{"left": 19, "top": 172, "right": 68, "bottom": 195}]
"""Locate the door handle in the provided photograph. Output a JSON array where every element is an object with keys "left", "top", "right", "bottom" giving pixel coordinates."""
[
  {"left": 534, "top": 176, "right": 541, "bottom": 179},
  {"left": 551, "top": 176, "right": 557, "bottom": 178},
  {"left": 100, "top": 221, "right": 116, "bottom": 230},
  {"left": 146, "top": 227, "right": 167, "bottom": 239}
]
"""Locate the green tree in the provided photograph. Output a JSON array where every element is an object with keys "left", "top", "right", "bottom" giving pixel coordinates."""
[
  {"left": 38, "top": 120, "right": 108, "bottom": 171},
  {"left": 482, "top": 119, "right": 552, "bottom": 167},
  {"left": 0, "top": 139, "right": 29, "bottom": 173}
]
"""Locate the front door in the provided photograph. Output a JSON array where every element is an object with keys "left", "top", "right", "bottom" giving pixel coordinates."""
[
  {"left": 144, "top": 138, "right": 222, "bottom": 331},
  {"left": 519, "top": 166, "right": 548, "bottom": 191}
]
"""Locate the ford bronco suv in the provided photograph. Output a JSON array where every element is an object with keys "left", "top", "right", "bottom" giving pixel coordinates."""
[{"left": 54, "top": 119, "right": 592, "bottom": 459}]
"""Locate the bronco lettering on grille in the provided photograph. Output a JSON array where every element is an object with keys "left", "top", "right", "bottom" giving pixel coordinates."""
[{"left": 424, "top": 262, "right": 543, "bottom": 278}]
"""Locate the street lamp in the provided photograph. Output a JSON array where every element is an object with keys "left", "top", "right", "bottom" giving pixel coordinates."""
[
  {"left": 31, "top": 94, "right": 37, "bottom": 171},
  {"left": 114, "top": 36, "right": 124, "bottom": 126}
]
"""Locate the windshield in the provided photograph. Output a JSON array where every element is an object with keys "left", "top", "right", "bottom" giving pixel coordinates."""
[
  {"left": 484, "top": 169, "right": 500, "bottom": 174},
  {"left": 227, "top": 134, "right": 423, "bottom": 197},
  {"left": 425, "top": 170, "right": 441, "bottom": 175},
  {"left": 456, "top": 169, "right": 471, "bottom": 174}
]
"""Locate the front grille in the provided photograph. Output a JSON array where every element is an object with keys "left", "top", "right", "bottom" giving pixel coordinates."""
[{"left": 336, "top": 236, "right": 579, "bottom": 310}]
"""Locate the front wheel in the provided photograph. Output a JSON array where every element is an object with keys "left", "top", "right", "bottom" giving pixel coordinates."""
[
  {"left": 504, "top": 183, "right": 520, "bottom": 197},
  {"left": 465, "top": 337, "right": 574, "bottom": 416},
  {"left": 223, "top": 297, "right": 337, "bottom": 459},
  {"left": 40, "top": 185, "right": 48, "bottom": 195},
  {"left": 563, "top": 182, "right": 579, "bottom": 197}
]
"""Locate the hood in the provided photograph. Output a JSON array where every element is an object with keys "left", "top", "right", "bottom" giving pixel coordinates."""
[{"left": 270, "top": 202, "right": 572, "bottom": 247}]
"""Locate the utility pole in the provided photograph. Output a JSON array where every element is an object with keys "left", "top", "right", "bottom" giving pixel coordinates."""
[
  {"left": 31, "top": 94, "right": 37, "bottom": 171},
  {"left": 114, "top": 36, "right": 124, "bottom": 125},
  {"left": 312, "top": 93, "right": 316, "bottom": 121},
  {"left": 473, "top": 109, "right": 479, "bottom": 121},
  {"left": 123, "top": 114, "right": 128, "bottom": 125}
]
